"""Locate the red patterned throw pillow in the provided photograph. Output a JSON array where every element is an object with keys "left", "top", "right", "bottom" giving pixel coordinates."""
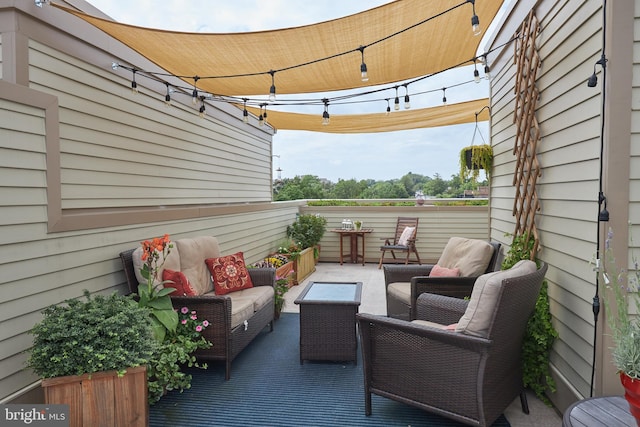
[
  {"left": 162, "top": 269, "right": 197, "bottom": 296},
  {"left": 205, "top": 252, "right": 254, "bottom": 295}
]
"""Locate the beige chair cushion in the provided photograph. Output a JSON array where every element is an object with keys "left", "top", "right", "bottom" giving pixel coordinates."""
[
  {"left": 131, "top": 242, "right": 181, "bottom": 288},
  {"left": 437, "top": 237, "right": 494, "bottom": 277},
  {"left": 175, "top": 236, "right": 221, "bottom": 295},
  {"left": 456, "top": 260, "right": 537, "bottom": 338},
  {"left": 387, "top": 282, "right": 411, "bottom": 304}
]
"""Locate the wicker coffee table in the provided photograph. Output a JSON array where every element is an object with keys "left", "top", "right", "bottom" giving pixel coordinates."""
[{"left": 294, "top": 281, "right": 363, "bottom": 364}]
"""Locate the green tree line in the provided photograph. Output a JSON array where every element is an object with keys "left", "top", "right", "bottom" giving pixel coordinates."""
[{"left": 273, "top": 172, "right": 488, "bottom": 201}]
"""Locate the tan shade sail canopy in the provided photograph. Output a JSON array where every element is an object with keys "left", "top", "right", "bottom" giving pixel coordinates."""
[
  {"left": 247, "top": 99, "right": 489, "bottom": 133},
  {"left": 53, "top": 1, "right": 502, "bottom": 97}
]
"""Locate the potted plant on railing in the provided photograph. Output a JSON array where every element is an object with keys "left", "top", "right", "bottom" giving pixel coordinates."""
[
  {"left": 27, "top": 291, "right": 157, "bottom": 427},
  {"left": 459, "top": 144, "right": 493, "bottom": 183}
]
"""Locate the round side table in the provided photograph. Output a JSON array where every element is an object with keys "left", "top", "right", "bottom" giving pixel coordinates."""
[{"left": 562, "top": 395, "right": 636, "bottom": 426}]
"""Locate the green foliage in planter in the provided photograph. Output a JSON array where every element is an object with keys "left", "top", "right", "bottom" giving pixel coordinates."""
[
  {"left": 459, "top": 144, "right": 493, "bottom": 183},
  {"left": 286, "top": 214, "right": 327, "bottom": 249},
  {"left": 502, "top": 233, "right": 558, "bottom": 404},
  {"left": 28, "top": 291, "right": 157, "bottom": 378},
  {"left": 147, "top": 306, "right": 211, "bottom": 405}
]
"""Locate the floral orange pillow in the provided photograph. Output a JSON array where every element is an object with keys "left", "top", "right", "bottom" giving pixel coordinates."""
[
  {"left": 205, "top": 252, "right": 254, "bottom": 295},
  {"left": 162, "top": 269, "right": 197, "bottom": 296}
]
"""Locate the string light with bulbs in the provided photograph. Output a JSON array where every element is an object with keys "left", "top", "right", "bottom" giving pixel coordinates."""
[{"left": 107, "top": 19, "right": 519, "bottom": 126}]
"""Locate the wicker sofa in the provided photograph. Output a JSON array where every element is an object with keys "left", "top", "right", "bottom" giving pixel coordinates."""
[{"left": 119, "top": 236, "right": 275, "bottom": 380}]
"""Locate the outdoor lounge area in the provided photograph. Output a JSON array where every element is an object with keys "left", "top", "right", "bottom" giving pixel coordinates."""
[
  {"left": 4, "top": 0, "right": 640, "bottom": 426},
  {"left": 147, "top": 262, "right": 562, "bottom": 427}
]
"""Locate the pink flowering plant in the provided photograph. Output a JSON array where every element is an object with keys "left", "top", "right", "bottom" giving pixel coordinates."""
[{"left": 147, "top": 306, "right": 212, "bottom": 404}]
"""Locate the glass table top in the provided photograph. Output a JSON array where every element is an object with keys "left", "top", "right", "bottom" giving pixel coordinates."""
[{"left": 296, "top": 282, "right": 362, "bottom": 303}]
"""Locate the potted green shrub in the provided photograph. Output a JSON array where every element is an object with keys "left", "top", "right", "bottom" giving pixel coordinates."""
[
  {"left": 287, "top": 214, "right": 327, "bottom": 280},
  {"left": 459, "top": 144, "right": 493, "bottom": 183},
  {"left": 28, "top": 291, "right": 157, "bottom": 427}
]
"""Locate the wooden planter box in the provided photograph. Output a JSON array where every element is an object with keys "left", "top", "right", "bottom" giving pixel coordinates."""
[
  {"left": 294, "top": 247, "right": 316, "bottom": 284},
  {"left": 275, "top": 260, "right": 296, "bottom": 287},
  {"left": 42, "top": 366, "right": 148, "bottom": 427}
]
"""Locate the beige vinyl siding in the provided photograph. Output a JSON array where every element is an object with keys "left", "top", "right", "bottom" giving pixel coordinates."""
[
  {"left": 488, "top": 0, "right": 603, "bottom": 404},
  {"left": 28, "top": 41, "right": 272, "bottom": 209}
]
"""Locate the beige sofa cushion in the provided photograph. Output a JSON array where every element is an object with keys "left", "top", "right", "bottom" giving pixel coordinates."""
[
  {"left": 229, "top": 286, "right": 274, "bottom": 312},
  {"left": 228, "top": 297, "right": 257, "bottom": 329},
  {"left": 387, "top": 282, "right": 411, "bottom": 304},
  {"left": 437, "top": 237, "right": 494, "bottom": 277},
  {"left": 455, "top": 260, "right": 537, "bottom": 338},
  {"left": 175, "top": 236, "right": 221, "bottom": 295},
  {"left": 131, "top": 242, "right": 181, "bottom": 288}
]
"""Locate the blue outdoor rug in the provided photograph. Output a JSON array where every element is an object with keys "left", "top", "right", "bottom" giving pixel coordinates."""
[{"left": 150, "top": 313, "right": 511, "bottom": 427}]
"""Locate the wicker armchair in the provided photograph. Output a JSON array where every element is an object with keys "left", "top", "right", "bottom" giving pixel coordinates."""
[
  {"left": 383, "top": 240, "right": 501, "bottom": 320},
  {"left": 119, "top": 248, "right": 275, "bottom": 380},
  {"left": 357, "top": 262, "right": 547, "bottom": 427}
]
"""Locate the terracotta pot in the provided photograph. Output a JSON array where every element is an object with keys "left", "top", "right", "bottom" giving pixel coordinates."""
[{"left": 620, "top": 372, "right": 640, "bottom": 427}]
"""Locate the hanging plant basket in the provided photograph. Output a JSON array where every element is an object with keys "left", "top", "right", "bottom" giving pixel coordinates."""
[{"left": 459, "top": 144, "right": 493, "bottom": 182}]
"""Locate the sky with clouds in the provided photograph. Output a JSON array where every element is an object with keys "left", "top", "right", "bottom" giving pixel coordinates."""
[{"left": 87, "top": 0, "right": 496, "bottom": 183}]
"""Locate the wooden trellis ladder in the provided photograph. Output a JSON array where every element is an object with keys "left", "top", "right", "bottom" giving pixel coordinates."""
[{"left": 512, "top": 10, "right": 542, "bottom": 259}]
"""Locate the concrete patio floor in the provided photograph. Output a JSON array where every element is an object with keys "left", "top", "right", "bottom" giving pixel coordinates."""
[{"left": 283, "top": 261, "right": 563, "bottom": 427}]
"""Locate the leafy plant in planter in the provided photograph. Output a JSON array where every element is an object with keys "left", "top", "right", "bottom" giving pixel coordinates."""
[
  {"left": 27, "top": 291, "right": 157, "bottom": 426},
  {"left": 502, "top": 232, "right": 558, "bottom": 404},
  {"left": 459, "top": 144, "right": 493, "bottom": 183},
  {"left": 286, "top": 214, "right": 328, "bottom": 251},
  {"left": 28, "top": 290, "right": 157, "bottom": 378}
]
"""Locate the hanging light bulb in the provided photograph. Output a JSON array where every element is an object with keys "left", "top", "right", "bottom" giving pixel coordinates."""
[
  {"left": 358, "top": 46, "right": 369, "bottom": 82},
  {"left": 484, "top": 63, "right": 492, "bottom": 80},
  {"left": 442, "top": 88, "right": 447, "bottom": 105},
  {"left": 192, "top": 76, "right": 200, "bottom": 105},
  {"left": 263, "top": 106, "right": 268, "bottom": 124},
  {"left": 131, "top": 69, "right": 138, "bottom": 94},
  {"left": 394, "top": 86, "right": 400, "bottom": 111},
  {"left": 403, "top": 85, "right": 411, "bottom": 109},
  {"left": 385, "top": 99, "right": 391, "bottom": 115},
  {"left": 164, "top": 83, "right": 171, "bottom": 107},
  {"left": 322, "top": 99, "right": 330, "bottom": 125},
  {"left": 243, "top": 99, "right": 249, "bottom": 123},
  {"left": 269, "top": 70, "right": 276, "bottom": 102},
  {"left": 469, "top": 0, "right": 481, "bottom": 35},
  {"left": 258, "top": 105, "right": 264, "bottom": 126},
  {"left": 199, "top": 98, "right": 206, "bottom": 118},
  {"left": 473, "top": 61, "right": 480, "bottom": 83}
]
